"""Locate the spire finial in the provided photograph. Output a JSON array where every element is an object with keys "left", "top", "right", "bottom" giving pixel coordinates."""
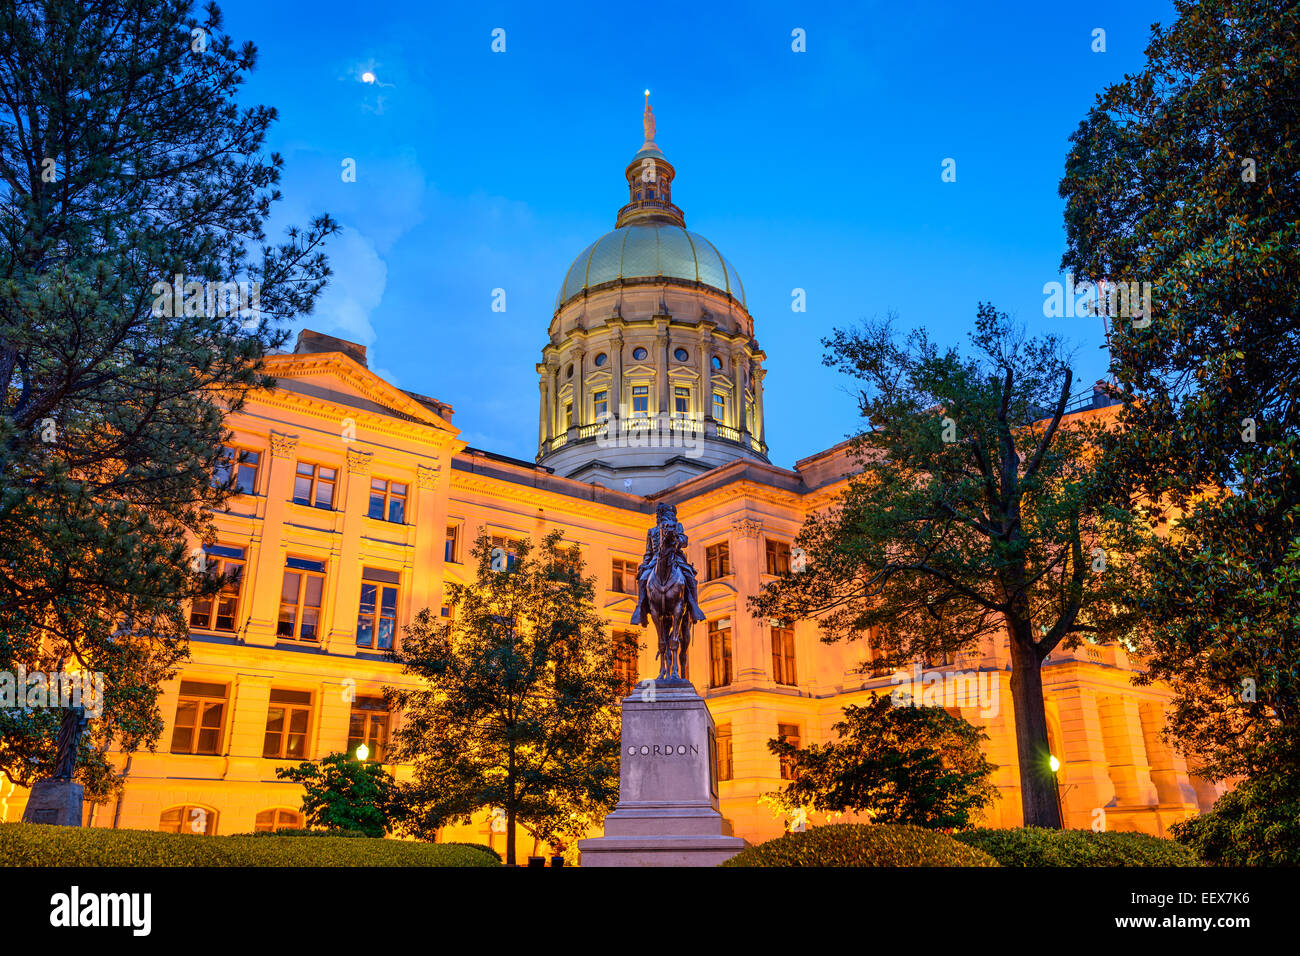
[{"left": 642, "top": 89, "right": 656, "bottom": 148}]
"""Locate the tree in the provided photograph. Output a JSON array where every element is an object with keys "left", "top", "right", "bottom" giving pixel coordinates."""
[
  {"left": 386, "top": 531, "right": 627, "bottom": 864},
  {"left": 751, "top": 305, "right": 1136, "bottom": 827},
  {"left": 276, "top": 752, "right": 399, "bottom": 838},
  {"left": 767, "top": 694, "right": 999, "bottom": 830},
  {"left": 1059, "top": 0, "right": 1300, "bottom": 792},
  {"left": 0, "top": 0, "right": 335, "bottom": 798}
]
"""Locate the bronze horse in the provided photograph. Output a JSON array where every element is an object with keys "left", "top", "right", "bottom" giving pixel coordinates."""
[{"left": 646, "top": 522, "right": 691, "bottom": 681}]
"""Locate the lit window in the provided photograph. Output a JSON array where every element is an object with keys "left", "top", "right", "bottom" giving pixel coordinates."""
[
  {"left": 278, "top": 557, "right": 325, "bottom": 642},
  {"left": 215, "top": 446, "right": 260, "bottom": 495},
  {"left": 765, "top": 539, "right": 792, "bottom": 575},
  {"left": 160, "top": 805, "right": 216, "bottom": 835},
  {"left": 292, "top": 462, "right": 336, "bottom": 509},
  {"left": 367, "top": 479, "right": 407, "bottom": 523},
  {"left": 777, "top": 723, "right": 801, "bottom": 779},
  {"left": 254, "top": 808, "right": 303, "bottom": 833},
  {"left": 708, "top": 619, "right": 733, "bottom": 688},
  {"left": 712, "top": 392, "right": 725, "bottom": 421},
  {"left": 170, "top": 681, "right": 227, "bottom": 755},
  {"left": 613, "top": 631, "right": 639, "bottom": 696},
  {"left": 348, "top": 697, "right": 389, "bottom": 762},
  {"left": 716, "top": 722, "right": 733, "bottom": 781},
  {"left": 611, "top": 557, "right": 638, "bottom": 594},
  {"left": 674, "top": 386, "right": 690, "bottom": 417},
  {"left": 263, "top": 689, "right": 312, "bottom": 759},
  {"left": 706, "top": 542, "right": 730, "bottom": 580},
  {"left": 632, "top": 385, "right": 649, "bottom": 416},
  {"left": 772, "top": 626, "right": 798, "bottom": 686},
  {"left": 356, "top": 567, "right": 399, "bottom": 651},
  {"left": 445, "top": 524, "right": 460, "bottom": 563},
  {"left": 594, "top": 389, "right": 609, "bottom": 419},
  {"left": 491, "top": 535, "right": 524, "bottom": 571},
  {"left": 190, "top": 545, "right": 245, "bottom": 632}
]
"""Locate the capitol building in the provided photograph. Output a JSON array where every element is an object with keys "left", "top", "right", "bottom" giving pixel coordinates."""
[{"left": 4, "top": 99, "right": 1223, "bottom": 850}]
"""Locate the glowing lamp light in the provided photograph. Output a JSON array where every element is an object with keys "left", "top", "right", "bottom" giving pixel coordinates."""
[
  {"left": 361, "top": 71, "right": 376, "bottom": 84},
  {"left": 644, "top": 88, "right": 650, "bottom": 96},
  {"left": 1049, "top": 755, "right": 1060, "bottom": 773},
  {"left": 355, "top": 743, "right": 370, "bottom": 762}
]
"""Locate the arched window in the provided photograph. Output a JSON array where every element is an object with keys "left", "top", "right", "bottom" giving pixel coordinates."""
[
  {"left": 711, "top": 356, "right": 724, "bottom": 371},
  {"left": 160, "top": 804, "right": 217, "bottom": 836},
  {"left": 255, "top": 808, "right": 304, "bottom": 833}
]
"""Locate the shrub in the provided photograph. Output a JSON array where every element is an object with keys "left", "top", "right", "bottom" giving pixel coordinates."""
[
  {"left": 276, "top": 752, "right": 399, "bottom": 837},
  {"left": 239, "top": 828, "right": 370, "bottom": 839},
  {"left": 720, "top": 823, "right": 999, "bottom": 867},
  {"left": 442, "top": 841, "right": 502, "bottom": 862},
  {"left": 953, "top": 827, "right": 1200, "bottom": 866},
  {"left": 0, "top": 823, "right": 499, "bottom": 867},
  {"left": 1169, "top": 775, "right": 1300, "bottom": 866}
]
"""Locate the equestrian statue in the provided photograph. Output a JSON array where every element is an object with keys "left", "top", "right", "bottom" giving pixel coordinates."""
[{"left": 630, "top": 503, "right": 705, "bottom": 681}]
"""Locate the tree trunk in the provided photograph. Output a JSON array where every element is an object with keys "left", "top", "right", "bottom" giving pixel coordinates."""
[
  {"left": 1007, "top": 620, "right": 1063, "bottom": 828},
  {"left": 506, "top": 806, "right": 516, "bottom": 866}
]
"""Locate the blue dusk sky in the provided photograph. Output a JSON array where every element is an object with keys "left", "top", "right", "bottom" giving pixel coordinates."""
[{"left": 218, "top": 0, "right": 1175, "bottom": 468}]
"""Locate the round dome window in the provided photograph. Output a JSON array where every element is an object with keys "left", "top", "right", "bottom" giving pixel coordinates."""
[
  {"left": 632, "top": 347, "right": 648, "bottom": 361},
  {"left": 594, "top": 352, "right": 607, "bottom": 367},
  {"left": 674, "top": 348, "right": 689, "bottom": 362}
]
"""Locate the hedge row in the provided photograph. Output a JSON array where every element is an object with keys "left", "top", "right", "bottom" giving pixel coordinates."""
[
  {"left": 0, "top": 823, "right": 500, "bottom": 867},
  {"left": 952, "top": 827, "right": 1201, "bottom": 866},
  {"left": 722, "top": 824, "right": 1000, "bottom": 867}
]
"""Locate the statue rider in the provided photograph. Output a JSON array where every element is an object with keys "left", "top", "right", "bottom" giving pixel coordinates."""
[{"left": 630, "top": 502, "right": 705, "bottom": 627}]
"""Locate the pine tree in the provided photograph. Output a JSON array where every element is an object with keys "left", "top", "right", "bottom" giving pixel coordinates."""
[{"left": 0, "top": 0, "right": 335, "bottom": 797}]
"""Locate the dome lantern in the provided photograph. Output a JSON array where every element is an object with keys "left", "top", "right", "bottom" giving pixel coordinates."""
[{"left": 617, "top": 92, "right": 684, "bottom": 229}]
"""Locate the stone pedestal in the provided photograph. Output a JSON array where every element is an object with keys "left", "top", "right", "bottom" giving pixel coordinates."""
[
  {"left": 579, "top": 680, "right": 746, "bottom": 867},
  {"left": 21, "top": 778, "right": 84, "bottom": 826}
]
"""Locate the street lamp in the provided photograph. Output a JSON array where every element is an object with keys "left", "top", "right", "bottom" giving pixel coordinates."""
[{"left": 1049, "top": 754, "right": 1065, "bottom": 825}]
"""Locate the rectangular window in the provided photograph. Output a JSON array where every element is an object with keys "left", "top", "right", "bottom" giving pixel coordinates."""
[
  {"left": 778, "top": 723, "right": 801, "bottom": 779},
  {"left": 170, "top": 681, "right": 227, "bottom": 755},
  {"left": 613, "top": 631, "right": 639, "bottom": 696},
  {"left": 348, "top": 697, "right": 389, "bottom": 762},
  {"left": 367, "top": 478, "right": 407, "bottom": 523},
  {"left": 189, "top": 545, "right": 245, "bottom": 633},
  {"left": 706, "top": 542, "right": 731, "bottom": 580},
  {"left": 565, "top": 401, "right": 574, "bottom": 428},
  {"left": 716, "top": 722, "right": 734, "bottom": 782},
  {"left": 444, "top": 525, "right": 460, "bottom": 563},
  {"left": 491, "top": 535, "right": 524, "bottom": 571},
  {"left": 215, "top": 446, "right": 260, "bottom": 495},
  {"left": 594, "top": 390, "right": 609, "bottom": 420},
  {"left": 765, "top": 539, "right": 792, "bottom": 575},
  {"left": 356, "top": 567, "right": 400, "bottom": 651},
  {"left": 674, "top": 386, "right": 690, "bottom": 417},
  {"left": 611, "top": 557, "right": 637, "bottom": 594},
  {"left": 772, "top": 626, "right": 798, "bottom": 686},
  {"left": 632, "top": 385, "right": 649, "bottom": 416},
  {"left": 712, "top": 392, "right": 725, "bottom": 421},
  {"left": 277, "top": 557, "right": 325, "bottom": 642},
  {"left": 263, "top": 689, "right": 312, "bottom": 760},
  {"left": 708, "top": 619, "right": 733, "bottom": 688},
  {"left": 292, "top": 462, "right": 336, "bottom": 509}
]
